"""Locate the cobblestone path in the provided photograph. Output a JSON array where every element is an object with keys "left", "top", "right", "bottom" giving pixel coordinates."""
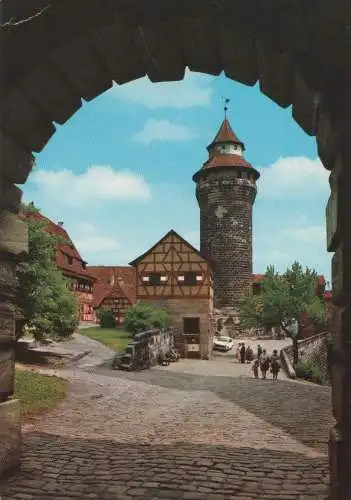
[{"left": 1, "top": 353, "right": 332, "bottom": 499}]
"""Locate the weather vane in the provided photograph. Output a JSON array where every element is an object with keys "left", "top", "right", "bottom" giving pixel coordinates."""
[{"left": 221, "top": 96, "right": 230, "bottom": 117}]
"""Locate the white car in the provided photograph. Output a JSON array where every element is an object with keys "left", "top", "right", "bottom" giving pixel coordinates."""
[{"left": 213, "top": 335, "right": 234, "bottom": 352}]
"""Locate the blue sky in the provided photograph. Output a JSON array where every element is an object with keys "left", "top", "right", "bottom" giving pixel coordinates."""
[{"left": 22, "top": 70, "right": 331, "bottom": 284}]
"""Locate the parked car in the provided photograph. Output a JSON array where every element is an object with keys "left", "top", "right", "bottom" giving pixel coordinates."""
[{"left": 213, "top": 335, "right": 234, "bottom": 352}]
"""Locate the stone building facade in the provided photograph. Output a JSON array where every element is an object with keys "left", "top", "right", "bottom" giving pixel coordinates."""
[
  {"left": 193, "top": 116, "right": 260, "bottom": 337},
  {"left": 129, "top": 230, "right": 214, "bottom": 358}
]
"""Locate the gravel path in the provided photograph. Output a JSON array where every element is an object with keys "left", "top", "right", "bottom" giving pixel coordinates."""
[{"left": 0, "top": 338, "right": 332, "bottom": 499}]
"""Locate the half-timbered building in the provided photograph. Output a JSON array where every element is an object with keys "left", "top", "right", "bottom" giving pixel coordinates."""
[
  {"left": 21, "top": 209, "right": 96, "bottom": 322},
  {"left": 88, "top": 266, "right": 136, "bottom": 325},
  {"left": 129, "top": 230, "right": 214, "bottom": 358}
]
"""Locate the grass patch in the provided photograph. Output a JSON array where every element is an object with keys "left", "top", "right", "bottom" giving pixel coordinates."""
[
  {"left": 295, "top": 359, "right": 327, "bottom": 385},
  {"left": 79, "top": 327, "right": 132, "bottom": 352},
  {"left": 12, "top": 369, "right": 68, "bottom": 417}
]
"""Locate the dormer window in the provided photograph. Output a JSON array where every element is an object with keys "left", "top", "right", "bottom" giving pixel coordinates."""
[
  {"left": 82, "top": 262, "right": 86, "bottom": 270},
  {"left": 67, "top": 256, "right": 73, "bottom": 265}
]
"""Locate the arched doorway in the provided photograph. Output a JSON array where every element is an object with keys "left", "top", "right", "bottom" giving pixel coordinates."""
[{"left": 1, "top": 2, "right": 350, "bottom": 497}]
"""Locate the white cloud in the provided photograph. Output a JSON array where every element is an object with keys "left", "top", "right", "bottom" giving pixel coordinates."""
[
  {"left": 133, "top": 119, "right": 196, "bottom": 145},
  {"left": 258, "top": 156, "right": 329, "bottom": 200},
  {"left": 72, "top": 222, "right": 120, "bottom": 254},
  {"left": 111, "top": 70, "right": 213, "bottom": 109},
  {"left": 28, "top": 165, "right": 151, "bottom": 206}
]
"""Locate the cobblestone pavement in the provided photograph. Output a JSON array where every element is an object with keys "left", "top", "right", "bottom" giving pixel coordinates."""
[{"left": 1, "top": 345, "right": 332, "bottom": 499}]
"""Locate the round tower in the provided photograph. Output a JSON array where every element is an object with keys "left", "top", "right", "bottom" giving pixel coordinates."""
[{"left": 192, "top": 112, "right": 260, "bottom": 336}]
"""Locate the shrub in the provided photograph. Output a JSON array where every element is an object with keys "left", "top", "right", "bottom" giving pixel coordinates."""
[
  {"left": 97, "top": 309, "right": 116, "bottom": 329},
  {"left": 124, "top": 303, "right": 169, "bottom": 334},
  {"left": 295, "top": 359, "right": 326, "bottom": 385}
]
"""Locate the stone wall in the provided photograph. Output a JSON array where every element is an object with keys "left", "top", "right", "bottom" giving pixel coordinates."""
[
  {"left": 282, "top": 332, "right": 330, "bottom": 383},
  {"left": 139, "top": 298, "right": 213, "bottom": 358},
  {"left": 0, "top": 204, "right": 29, "bottom": 477},
  {"left": 144, "top": 329, "right": 175, "bottom": 365}
]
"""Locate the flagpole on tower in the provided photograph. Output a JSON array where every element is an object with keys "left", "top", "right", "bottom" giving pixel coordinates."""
[{"left": 221, "top": 97, "right": 231, "bottom": 118}]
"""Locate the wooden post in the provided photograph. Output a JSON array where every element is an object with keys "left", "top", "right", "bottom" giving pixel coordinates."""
[{"left": 320, "top": 82, "right": 351, "bottom": 499}]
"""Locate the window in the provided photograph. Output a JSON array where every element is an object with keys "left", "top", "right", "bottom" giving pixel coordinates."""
[
  {"left": 82, "top": 262, "right": 86, "bottom": 270},
  {"left": 183, "top": 317, "right": 200, "bottom": 335},
  {"left": 148, "top": 273, "right": 162, "bottom": 285},
  {"left": 67, "top": 256, "right": 73, "bottom": 265},
  {"left": 182, "top": 271, "right": 198, "bottom": 286}
]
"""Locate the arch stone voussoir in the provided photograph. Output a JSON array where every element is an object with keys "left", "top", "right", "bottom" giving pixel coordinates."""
[
  {"left": 0, "top": 130, "right": 35, "bottom": 185},
  {"left": 292, "top": 72, "right": 320, "bottom": 136},
  {"left": 50, "top": 36, "right": 113, "bottom": 103},
  {"left": 92, "top": 19, "right": 146, "bottom": 86},
  {"left": 0, "top": 88, "right": 56, "bottom": 153},
  {"left": 256, "top": 41, "right": 293, "bottom": 109},
  {"left": 218, "top": 23, "right": 258, "bottom": 87},
  {"left": 131, "top": 22, "right": 185, "bottom": 83},
  {"left": 175, "top": 17, "right": 222, "bottom": 76},
  {"left": 20, "top": 59, "right": 83, "bottom": 126}
]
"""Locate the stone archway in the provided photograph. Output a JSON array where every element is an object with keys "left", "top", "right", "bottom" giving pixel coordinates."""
[{"left": 1, "top": 1, "right": 350, "bottom": 498}]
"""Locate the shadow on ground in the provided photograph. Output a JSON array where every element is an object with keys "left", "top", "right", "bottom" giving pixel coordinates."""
[
  {"left": 93, "top": 363, "right": 333, "bottom": 454},
  {"left": 0, "top": 432, "right": 328, "bottom": 500}
]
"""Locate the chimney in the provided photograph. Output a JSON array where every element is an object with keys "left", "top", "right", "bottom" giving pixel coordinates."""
[{"left": 57, "top": 221, "right": 64, "bottom": 227}]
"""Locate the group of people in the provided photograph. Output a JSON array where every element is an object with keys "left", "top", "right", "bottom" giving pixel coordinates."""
[{"left": 236, "top": 343, "right": 281, "bottom": 381}]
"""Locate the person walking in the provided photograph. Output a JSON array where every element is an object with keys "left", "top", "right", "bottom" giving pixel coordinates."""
[
  {"left": 260, "top": 348, "right": 269, "bottom": 379},
  {"left": 257, "top": 344, "right": 263, "bottom": 359},
  {"left": 246, "top": 345, "right": 254, "bottom": 363},
  {"left": 240, "top": 343, "right": 246, "bottom": 364},
  {"left": 236, "top": 343, "right": 241, "bottom": 362},
  {"left": 252, "top": 358, "right": 259, "bottom": 379},
  {"left": 270, "top": 349, "right": 281, "bottom": 382}
]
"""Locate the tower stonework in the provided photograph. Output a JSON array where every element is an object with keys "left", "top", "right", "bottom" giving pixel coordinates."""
[{"left": 193, "top": 116, "right": 260, "bottom": 337}]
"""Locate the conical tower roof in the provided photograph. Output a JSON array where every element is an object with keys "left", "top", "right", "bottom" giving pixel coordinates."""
[
  {"left": 207, "top": 118, "right": 245, "bottom": 151},
  {"left": 193, "top": 114, "right": 260, "bottom": 182}
]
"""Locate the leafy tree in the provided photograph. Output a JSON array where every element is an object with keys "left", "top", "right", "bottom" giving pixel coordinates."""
[
  {"left": 17, "top": 203, "right": 79, "bottom": 341},
  {"left": 238, "top": 262, "right": 327, "bottom": 365},
  {"left": 124, "top": 303, "right": 170, "bottom": 335},
  {"left": 97, "top": 309, "right": 116, "bottom": 329}
]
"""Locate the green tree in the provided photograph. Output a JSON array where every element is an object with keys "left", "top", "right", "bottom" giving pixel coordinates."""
[
  {"left": 96, "top": 309, "right": 116, "bottom": 329},
  {"left": 238, "top": 262, "right": 327, "bottom": 365},
  {"left": 124, "top": 303, "right": 170, "bottom": 335},
  {"left": 17, "top": 203, "right": 79, "bottom": 341}
]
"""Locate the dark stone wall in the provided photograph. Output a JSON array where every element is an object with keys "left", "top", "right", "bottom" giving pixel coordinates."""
[{"left": 195, "top": 168, "right": 257, "bottom": 311}]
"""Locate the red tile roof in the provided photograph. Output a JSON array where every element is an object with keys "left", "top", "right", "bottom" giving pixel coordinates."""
[
  {"left": 203, "top": 154, "right": 253, "bottom": 170},
  {"left": 252, "top": 274, "right": 264, "bottom": 283},
  {"left": 208, "top": 118, "right": 244, "bottom": 149},
  {"left": 21, "top": 210, "right": 96, "bottom": 282},
  {"left": 87, "top": 266, "right": 136, "bottom": 308}
]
